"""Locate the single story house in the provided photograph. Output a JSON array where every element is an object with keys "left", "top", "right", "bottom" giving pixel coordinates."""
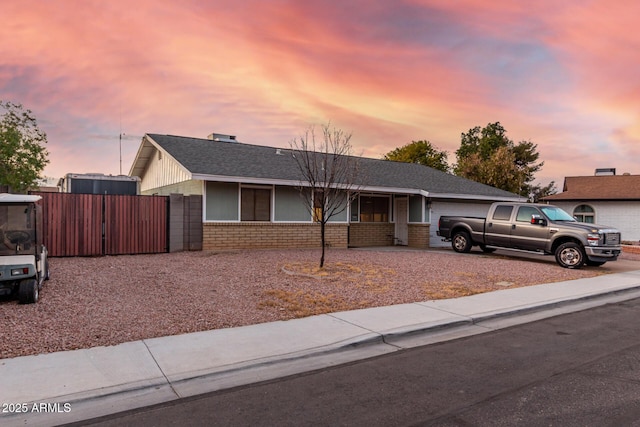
[
  {"left": 129, "top": 133, "right": 522, "bottom": 250},
  {"left": 544, "top": 170, "right": 640, "bottom": 242}
]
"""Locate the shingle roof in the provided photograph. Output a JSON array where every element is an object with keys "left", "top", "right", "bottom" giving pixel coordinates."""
[
  {"left": 142, "top": 133, "right": 520, "bottom": 199},
  {"left": 544, "top": 175, "right": 640, "bottom": 201}
]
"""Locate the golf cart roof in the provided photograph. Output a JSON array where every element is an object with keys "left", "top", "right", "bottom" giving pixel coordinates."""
[{"left": 0, "top": 193, "right": 42, "bottom": 203}]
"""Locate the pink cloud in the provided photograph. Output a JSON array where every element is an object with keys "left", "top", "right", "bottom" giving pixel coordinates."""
[{"left": 2, "top": 0, "right": 640, "bottom": 185}]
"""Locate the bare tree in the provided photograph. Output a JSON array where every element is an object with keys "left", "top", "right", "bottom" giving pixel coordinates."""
[{"left": 290, "top": 124, "right": 362, "bottom": 268}]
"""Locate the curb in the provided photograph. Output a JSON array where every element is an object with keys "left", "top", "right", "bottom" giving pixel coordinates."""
[{"left": 4, "top": 274, "right": 640, "bottom": 426}]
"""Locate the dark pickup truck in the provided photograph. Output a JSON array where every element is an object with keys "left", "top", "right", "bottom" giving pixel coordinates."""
[{"left": 437, "top": 202, "right": 622, "bottom": 268}]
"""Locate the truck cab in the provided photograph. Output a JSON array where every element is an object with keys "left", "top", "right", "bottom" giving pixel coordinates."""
[
  {"left": 486, "top": 204, "right": 560, "bottom": 251},
  {"left": 0, "top": 194, "right": 49, "bottom": 303}
]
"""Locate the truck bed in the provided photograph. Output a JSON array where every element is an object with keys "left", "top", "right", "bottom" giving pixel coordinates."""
[{"left": 437, "top": 216, "right": 486, "bottom": 242}]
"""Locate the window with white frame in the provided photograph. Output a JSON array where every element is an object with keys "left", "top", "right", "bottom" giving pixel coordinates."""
[
  {"left": 409, "top": 195, "right": 423, "bottom": 222},
  {"left": 274, "top": 186, "right": 310, "bottom": 221},
  {"left": 350, "top": 197, "right": 359, "bottom": 222},
  {"left": 573, "top": 204, "right": 595, "bottom": 223},
  {"left": 205, "top": 181, "right": 238, "bottom": 221},
  {"left": 359, "top": 195, "right": 390, "bottom": 222},
  {"left": 241, "top": 186, "right": 271, "bottom": 221}
]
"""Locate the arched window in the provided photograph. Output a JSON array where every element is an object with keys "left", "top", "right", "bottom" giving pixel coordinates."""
[{"left": 573, "top": 205, "right": 595, "bottom": 223}]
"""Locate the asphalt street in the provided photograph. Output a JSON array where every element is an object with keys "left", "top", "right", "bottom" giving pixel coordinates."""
[{"left": 72, "top": 295, "right": 640, "bottom": 427}]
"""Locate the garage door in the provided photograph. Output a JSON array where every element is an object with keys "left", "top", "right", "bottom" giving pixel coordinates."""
[{"left": 429, "top": 201, "right": 493, "bottom": 248}]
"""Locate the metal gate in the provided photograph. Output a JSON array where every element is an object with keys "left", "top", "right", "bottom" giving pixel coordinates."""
[{"left": 34, "top": 192, "right": 168, "bottom": 256}]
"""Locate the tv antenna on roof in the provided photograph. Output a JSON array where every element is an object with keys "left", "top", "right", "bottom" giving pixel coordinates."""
[
  {"left": 119, "top": 132, "right": 125, "bottom": 175},
  {"left": 119, "top": 111, "right": 124, "bottom": 175}
]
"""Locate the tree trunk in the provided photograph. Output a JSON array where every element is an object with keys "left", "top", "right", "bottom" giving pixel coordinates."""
[{"left": 320, "top": 221, "right": 326, "bottom": 268}]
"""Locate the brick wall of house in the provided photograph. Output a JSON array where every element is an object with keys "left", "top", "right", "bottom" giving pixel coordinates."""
[
  {"left": 408, "top": 224, "right": 430, "bottom": 248},
  {"left": 348, "top": 223, "right": 395, "bottom": 247},
  {"left": 202, "top": 222, "right": 431, "bottom": 250},
  {"left": 203, "top": 222, "right": 348, "bottom": 250}
]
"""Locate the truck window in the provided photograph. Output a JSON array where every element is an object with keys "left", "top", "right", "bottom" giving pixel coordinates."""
[
  {"left": 540, "top": 206, "right": 576, "bottom": 222},
  {"left": 516, "top": 206, "right": 541, "bottom": 222},
  {"left": 492, "top": 205, "right": 513, "bottom": 221}
]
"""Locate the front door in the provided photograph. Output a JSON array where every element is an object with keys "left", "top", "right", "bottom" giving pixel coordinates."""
[{"left": 395, "top": 197, "right": 408, "bottom": 245}]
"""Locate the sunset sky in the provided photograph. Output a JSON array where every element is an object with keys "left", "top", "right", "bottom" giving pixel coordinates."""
[{"left": 2, "top": 0, "right": 639, "bottom": 188}]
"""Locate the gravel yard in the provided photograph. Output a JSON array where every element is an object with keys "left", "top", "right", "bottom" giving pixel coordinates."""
[{"left": 1, "top": 248, "right": 636, "bottom": 359}]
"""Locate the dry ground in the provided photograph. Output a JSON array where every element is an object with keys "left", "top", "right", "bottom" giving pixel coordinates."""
[{"left": 1, "top": 248, "right": 638, "bottom": 359}]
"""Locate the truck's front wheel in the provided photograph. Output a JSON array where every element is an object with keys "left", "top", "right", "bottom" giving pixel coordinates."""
[
  {"left": 452, "top": 231, "right": 472, "bottom": 253},
  {"left": 555, "top": 242, "right": 585, "bottom": 269}
]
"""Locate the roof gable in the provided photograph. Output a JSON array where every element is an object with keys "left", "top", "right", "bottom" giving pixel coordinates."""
[
  {"left": 545, "top": 175, "right": 640, "bottom": 201},
  {"left": 133, "top": 133, "right": 520, "bottom": 200}
]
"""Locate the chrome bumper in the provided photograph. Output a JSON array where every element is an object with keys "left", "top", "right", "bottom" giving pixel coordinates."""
[{"left": 585, "top": 246, "right": 621, "bottom": 261}]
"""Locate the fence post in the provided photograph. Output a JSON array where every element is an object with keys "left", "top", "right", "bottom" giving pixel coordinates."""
[
  {"left": 169, "top": 194, "right": 184, "bottom": 252},
  {"left": 185, "top": 195, "right": 203, "bottom": 251}
]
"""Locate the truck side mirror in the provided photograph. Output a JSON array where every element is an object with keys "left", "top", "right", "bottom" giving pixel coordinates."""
[{"left": 531, "top": 214, "right": 547, "bottom": 226}]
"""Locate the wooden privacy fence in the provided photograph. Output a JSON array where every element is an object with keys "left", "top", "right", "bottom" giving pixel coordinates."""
[
  {"left": 33, "top": 192, "right": 169, "bottom": 257},
  {"left": 104, "top": 195, "right": 168, "bottom": 255}
]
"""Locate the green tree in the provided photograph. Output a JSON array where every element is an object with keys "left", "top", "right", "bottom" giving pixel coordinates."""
[
  {"left": 0, "top": 101, "right": 49, "bottom": 193},
  {"left": 384, "top": 140, "right": 449, "bottom": 172},
  {"left": 455, "top": 146, "right": 525, "bottom": 193},
  {"left": 529, "top": 181, "right": 557, "bottom": 203},
  {"left": 454, "top": 122, "right": 543, "bottom": 197}
]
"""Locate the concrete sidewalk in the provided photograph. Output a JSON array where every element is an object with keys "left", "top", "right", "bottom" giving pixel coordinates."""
[{"left": 4, "top": 270, "right": 640, "bottom": 426}]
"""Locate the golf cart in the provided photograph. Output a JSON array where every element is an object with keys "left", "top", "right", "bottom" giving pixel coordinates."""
[{"left": 0, "top": 193, "right": 49, "bottom": 304}]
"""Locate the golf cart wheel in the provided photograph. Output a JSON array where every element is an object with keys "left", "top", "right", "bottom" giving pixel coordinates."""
[
  {"left": 18, "top": 279, "right": 39, "bottom": 304},
  {"left": 44, "top": 259, "right": 50, "bottom": 281}
]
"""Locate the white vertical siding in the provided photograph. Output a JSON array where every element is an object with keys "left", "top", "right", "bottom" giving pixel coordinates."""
[
  {"left": 140, "top": 148, "right": 191, "bottom": 193},
  {"left": 552, "top": 201, "right": 640, "bottom": 242},
  {"left": 140, "top": 180, "right": 203, "bottom": 196}
]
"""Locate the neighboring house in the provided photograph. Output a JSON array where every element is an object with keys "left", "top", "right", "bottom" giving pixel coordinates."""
[
  {"left": 129, "top": 133, "right": 522, "bottom": 250},
  {"left": 57, "top": 173, "right": 140, "bottom": 195},
  {"left": 544, "top": 170, "right": 640, "bottom": 242}
]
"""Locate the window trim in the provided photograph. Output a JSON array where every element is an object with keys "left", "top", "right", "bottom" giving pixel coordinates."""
[
  {"left": 240, "top": 184, "right": 273, "bottom": 222},
  {"left": 273, "top": 185, "right": 313, "bottom": 223},
  {"left": 516, "top": 206, "right": 542, "bottom": 223},
  {"left": 203, "top": 181, "right": 240, "bottom": 223},
  {"left": 492, "top": 205, "right": 514, "bottom": 221},
  {"left": 573, "top": 204, "right": 595, "bottom": 223},
  {"left": 408, "top": 194, "right": 426, "bottom": 224},
  {"left": 358, "top": 194, "right": 391, "bottom": 223}
]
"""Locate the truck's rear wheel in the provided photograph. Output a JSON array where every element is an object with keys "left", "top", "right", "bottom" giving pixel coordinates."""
[
  {"left": 18, "top": 279, "right": 39, "bottom": 304},
  {"left": 555, "top": 242, "right": 585, "bottom": 269},
  {"left": 452, "top": 231, "right": 472, "bottom": 253}
]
